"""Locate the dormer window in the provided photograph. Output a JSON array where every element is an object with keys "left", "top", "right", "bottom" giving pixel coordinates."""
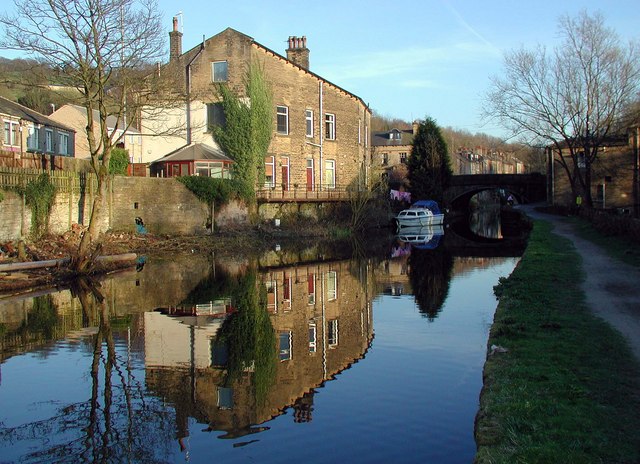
[{"left": 390, "top": 129, "right": 401, "bottom": 140}]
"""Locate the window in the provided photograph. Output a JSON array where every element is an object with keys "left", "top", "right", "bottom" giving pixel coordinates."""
[
  {"left": 324, "top": 159, "right": 335, "bottom": 189},
  {"left": 328, "top": 319, "right": 338, "bottom": 347},
  {"left": 58, "top": 131, "right": 69, "bottom": 155},
  {"left": 277, "top": 106, "right": 289, "bottom": 135},
  {"left": 400, "top": 152, "right": 408, "bottom": 164},
  {"left": 308, "top": 321, "right": 317, "bottom": 353},
  {"left": 266, "top": 279, "right": 277, "bottom": 312},
  {"left": 326, "top": 271, "right": 337, "bottom": 300},
  {"left": 325, "top": 113, "right": 336, "bottom": 140},
  {"left": 195, "top": 161, "right": 229, "bottom": 178},
  {"left": 45, "top": 129, "right": 53, "bottom": 152},
  {"left": 307, "top": 272, "right": 316, "bottom": 305},
  {"left": 577, "top": 151, "right": 586, "bottom": 169},
  {"left": 27, "top": 125, "right": 39, "bottom": 151},
  {"left": 279, "top": 331, "right": 292, "bottom": 361},
  {"left": 207, "top": 103, "right": 226, "bottom": 129},
  {"left": 211, "top": 61, "right": 228, "bottom": 82},
  {"left": 217, "top": 387, "right": 234, "bottom": 409},
  {"left": 282, "top": 274, "right": 292, "bottom": 311},
  {"left": 382, "top": 153, "right": 389, "bottom": 165},
  {"left": 265, "top": 155, "right": 276, "bottom": 187},
  {"left": 305, "top": 110, "right": 314, "bottom": 137},
  {"left": 3, "top": 121, "right": 19, "bottom": 147}
]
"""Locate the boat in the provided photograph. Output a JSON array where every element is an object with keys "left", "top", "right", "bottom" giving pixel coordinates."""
[
  {"left": 394, "top": 200, "right": 444, "bottom": 228},
  {"left": 396, "top": 225, "right": 444, "bottom": 250}
]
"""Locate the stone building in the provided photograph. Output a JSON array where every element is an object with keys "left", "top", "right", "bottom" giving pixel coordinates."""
[
  {"left": 142, "top": 19, "right": 372, "bottom": 192},
  {"left": 548, "top": 127, "right": 640, "bottom": 213},
  {"left": 371, "top": 124, "right": 416, "bottom": 171}
]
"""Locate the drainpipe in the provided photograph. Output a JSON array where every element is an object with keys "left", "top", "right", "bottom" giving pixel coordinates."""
[
  {"left": 319, "top": 81, "right": 323, "bottom": 191},
  {"left": 185, "top": 38, "right": 205, "bottom": 145}
]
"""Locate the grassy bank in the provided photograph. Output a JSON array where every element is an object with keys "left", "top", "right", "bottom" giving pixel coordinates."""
[{"left": 475, "top": 220, "right": 640, "bottom": 463}]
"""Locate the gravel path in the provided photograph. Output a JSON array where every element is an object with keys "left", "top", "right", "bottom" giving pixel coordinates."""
[{"left": 520, "top": 205, "right": 640, "bottom": 361}]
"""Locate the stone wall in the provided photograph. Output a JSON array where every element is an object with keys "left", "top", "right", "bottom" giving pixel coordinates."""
[{"left": 0, "top": 175, "right": 249, "bottom": 241}]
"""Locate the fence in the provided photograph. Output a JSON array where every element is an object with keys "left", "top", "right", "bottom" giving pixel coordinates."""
[
  {"left": 0, "top": 167, "right": 97, "bottom": 195},
  {"left": 255, "top": 184, "right": 361, "bottom": 202}
]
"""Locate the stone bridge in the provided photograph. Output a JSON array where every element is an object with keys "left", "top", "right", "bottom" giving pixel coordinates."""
[{"left": 444, "top": 173, "right": 546, "bottom": 209}]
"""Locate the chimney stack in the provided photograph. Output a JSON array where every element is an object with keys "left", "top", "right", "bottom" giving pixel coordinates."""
[
  {"left": 169, "top": 17, "right": 183, "bottom": 62},
  {"left": 286, "top": 36, "right": 310, "bottom": 70}
]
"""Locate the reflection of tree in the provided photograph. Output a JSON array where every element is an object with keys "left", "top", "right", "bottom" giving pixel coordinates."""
[
  {"left": 216, "top": 270, "right": 277, "bottom": 406},
  {"left": 19, "top": 294, "right": 59, "bottom": 339},
  {"left": 408, "top": 248, "right": 454, "bottom": 320},
  {"left": 0, "top": 278, "right": 176, "bottom": 463}
]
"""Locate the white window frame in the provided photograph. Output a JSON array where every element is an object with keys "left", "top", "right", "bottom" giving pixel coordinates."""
[
  {"left": 58, "top": 131, "right": 69, "bottom": 155},
  {"left": 308, "top": 321, "right": 317, "bottom": 353},
  {"left": 276, "top": 106, "right": 289, "bottom": 135},
  {"left": 328, "top": 319, "right": 338, "bottom": 347},
  {"left": 325, "top": 113, "right": 336, "bottom": 140},
  {"left": 326, "top": 270, "right": 337, "bottom": 300},
  {"left": 27, "top": 124, "right": 39, "bottom": 151},
  {"left": 305, "top": 109, "right": 314, "bottom": 138},
  {"left": 265, "top": 155, "right": 276, "bottom": 188},
  {"left": 45, "top": 129, "right": 54, "bottom": 153},
  {"left": 324, "top": 159, "right": 336, "bottom": 189},
  {"left": 211, "top": 61, "right": 228, "bottom": 82},
  {"left": 279, "top": 331, "right": 292, "bottom": 361},
  {"left": 3, "top": 120, "right": 19, "bottom": 147}
]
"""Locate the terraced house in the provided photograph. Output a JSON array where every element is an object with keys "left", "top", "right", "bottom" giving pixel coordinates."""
[
  {"left": 143, "top": 19, "right": 372, "bottom": 194},
  {"left": 0, "top": 96, "right": 75, "bottom": 160}
]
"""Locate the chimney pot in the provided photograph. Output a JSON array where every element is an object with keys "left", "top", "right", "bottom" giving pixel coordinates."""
[{"left": 286, "top": 35, "right": 310, "bottom": 70}]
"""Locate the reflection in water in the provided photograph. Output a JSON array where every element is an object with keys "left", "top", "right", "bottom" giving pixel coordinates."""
[
  {"left": 409, "top": 246, "right": 455, "bottom": 320},
  {"left": 470, "top": 190, "right": 503, "bottom": 239},
  {"left": 0, "top": 235, "right": 520, "bottom": 462}
]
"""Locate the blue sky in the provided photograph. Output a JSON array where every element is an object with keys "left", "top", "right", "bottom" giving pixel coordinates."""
[{"left": 2, "top": 0, "right": 639, "bottom": 138}]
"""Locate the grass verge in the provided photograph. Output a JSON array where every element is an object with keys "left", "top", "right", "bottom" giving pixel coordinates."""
[
  {"left": 475, "top": 220, "right": 640, "bottom": 463},
  {"left": 566, "top": 216, "right": 640, "bottom": 269}
]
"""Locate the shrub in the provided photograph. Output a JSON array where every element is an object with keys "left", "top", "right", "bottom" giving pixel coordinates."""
[
  {"left": 177, "top": 176, "right": 252, "bottom": 207},
  {"left": 108, "top": 148, "right": 130, "bottom": 175}
]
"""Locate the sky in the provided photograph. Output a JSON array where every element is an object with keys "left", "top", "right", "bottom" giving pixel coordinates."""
[{"left": 2, "top": 0, "right": 639, "bottom": 138}]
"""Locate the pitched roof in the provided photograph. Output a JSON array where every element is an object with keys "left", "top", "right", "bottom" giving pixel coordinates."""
[
  {"left": 151, "top": 143, "right": 233, "bottom": 164},
  {"left": 179, "top": 27, "right": 370, "bottom": 110},
  {"left": 56, "top": 104, "right": 140, "bottom": 134},
  {"left": 0, "top": 96, "right": 75, "bottom": 132},
  {"left": 372, "top": 128, "right": 415, "bottom": 147}
]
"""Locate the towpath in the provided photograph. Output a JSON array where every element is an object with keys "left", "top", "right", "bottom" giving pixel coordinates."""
[{"left": 520, "top": 205, "right": 640, "bottom": 361}]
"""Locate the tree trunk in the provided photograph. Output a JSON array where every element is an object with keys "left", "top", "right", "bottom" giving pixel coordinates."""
[{"left": 73, "top": 172, "right": 109, "bottom": 273}]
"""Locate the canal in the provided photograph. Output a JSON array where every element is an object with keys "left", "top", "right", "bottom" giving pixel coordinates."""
[{"left": 0, "top": 216, "right": 524, "bottom": 463}]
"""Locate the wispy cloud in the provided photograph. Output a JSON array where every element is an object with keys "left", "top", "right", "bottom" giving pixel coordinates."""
[
  {"left": 399, "top": 79, "right": 439, "bottom": 89},
  {"left": 442, "top": 0, "right": 502, "bottom": 55},
  {"left": 319, "top": 41, "right": 498, "bottom": 83}
]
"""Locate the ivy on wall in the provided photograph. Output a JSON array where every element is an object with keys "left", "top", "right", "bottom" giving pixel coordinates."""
[
  {"left": 177, "top": 176, "right": 252, "bottom": 208},
  {"left": 212, "top": 62, "right": 273, "bottom": 199},
  {"left": 16, "top": 173, "right": 56, "bottom": 239}
]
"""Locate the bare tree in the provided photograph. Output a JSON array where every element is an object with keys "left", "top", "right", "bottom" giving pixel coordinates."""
[
  {"left": 0, "top": 0, "right": 169, "bottom": 271},
  {"left": 485, "top": 11, "right": 640, "bottom": 207}
]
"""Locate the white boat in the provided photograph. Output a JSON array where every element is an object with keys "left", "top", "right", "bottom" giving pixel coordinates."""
[
  {"left": 396, "top": 225, "right": 444, "bottom": 250},
  {"left": 394, "top": 200, "right": 444, "bottom": 228}
]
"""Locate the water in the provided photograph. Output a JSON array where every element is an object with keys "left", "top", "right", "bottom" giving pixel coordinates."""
[{"left": 0, "top": 233, "right": 520, "bottom": 463}]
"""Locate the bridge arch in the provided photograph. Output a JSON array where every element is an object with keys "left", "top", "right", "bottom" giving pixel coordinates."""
[{"left": 443, "top": 173, "right": 546, "bottom": 210}]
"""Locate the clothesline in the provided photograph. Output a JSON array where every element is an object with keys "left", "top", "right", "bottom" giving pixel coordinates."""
[{"left": 390, "top": 189, "right": 411, "bottom": 203}]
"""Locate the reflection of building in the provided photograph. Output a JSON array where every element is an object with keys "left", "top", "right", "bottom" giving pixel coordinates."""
[{"left": 143, "top": 259, "right": 374, "bottom": 444}]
